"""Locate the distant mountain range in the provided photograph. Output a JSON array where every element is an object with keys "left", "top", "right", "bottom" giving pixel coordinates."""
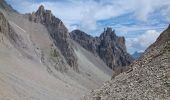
[{"left": 132, "top": 51, "right": 143, "bottom": 59}]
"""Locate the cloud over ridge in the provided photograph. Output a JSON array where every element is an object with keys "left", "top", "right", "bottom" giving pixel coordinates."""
[{"left": 6, "top": 0, "right": 170, "bottom": 53}]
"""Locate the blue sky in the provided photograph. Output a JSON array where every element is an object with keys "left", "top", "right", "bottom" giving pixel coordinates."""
[{"left": 6, "top": 0, "right": 170, "bottom": 54}]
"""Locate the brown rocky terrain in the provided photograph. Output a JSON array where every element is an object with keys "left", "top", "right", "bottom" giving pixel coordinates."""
[
  {"left": 82, "top": 25, "right": 170, "bottom": 100},
  {"left": 70, "top": 28, "right": 133, "bottom": 74}
]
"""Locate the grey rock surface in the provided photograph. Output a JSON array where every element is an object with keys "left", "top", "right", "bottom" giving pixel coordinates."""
[
  {"left": 70, "top": 28, "right": 133, "bottom": 74},
  {"left": 82, "top": 25, "right": 170, "bottom": 100},
  {"left": 0, "top": 12, "right": 22, "bottom": 47},
  {"left": 29, "top": 5, "right": 78, "bottom": 71}
]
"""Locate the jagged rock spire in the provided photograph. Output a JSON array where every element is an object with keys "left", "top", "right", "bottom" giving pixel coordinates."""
[
  {"left": 36, "top": 5, "right": 45, "bottom": 15},
  {"left": 103, "top": 27, "right": 114, "bottom": 34},
  {"left": 29, "top": 5, "right": 78, "bottom": 71},
  {"left": 106, "top": 27, "right": 113, "bottom": 33},
  {"left": 70, "top": 28, "right": 133, "bottom": 71},
  {"left": 100, "top": 27, "right": 116, "bottom": 41}
]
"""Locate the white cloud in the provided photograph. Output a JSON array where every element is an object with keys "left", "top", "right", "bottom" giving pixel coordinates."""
[
  {"left": 6, "top": 0, "right": 169, "bottom": 53},
  {"left": 134, "top": 0, "right": 170, "bottom": 21},
  {"left": 134, "top": 0, "right": 154, "bottom": 21},
  {"left": 126, "top": 30, "right": 160, "bottom": 53},
  {"left": 6, "top": 0, "right": 170, "bottom": 32},
  {"left": 161, "top": 6, "right": 170, "bottom": 22},
  {"left": 138, "top": 30, "right": 160, "bottom": 47}
]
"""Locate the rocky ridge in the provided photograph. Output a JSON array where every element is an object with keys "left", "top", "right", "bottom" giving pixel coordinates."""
[
  {"left": 70, "top": 27, "right": 133, "bottom": 74},
  {"left": 29, "top": 5, "right": 78, "bottom": 71},
  {"left": 82, "top": 25, "right": 170, "bottom": 100}
]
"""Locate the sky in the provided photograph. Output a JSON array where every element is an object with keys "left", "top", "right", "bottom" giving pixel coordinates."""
[{"left": 6, "top": 0, "right": 170, "bottom": 54}]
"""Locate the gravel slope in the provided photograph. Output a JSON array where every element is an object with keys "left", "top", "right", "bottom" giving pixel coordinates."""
[{"left": 0, "top": 10, "right": 112, "bottom": 100}]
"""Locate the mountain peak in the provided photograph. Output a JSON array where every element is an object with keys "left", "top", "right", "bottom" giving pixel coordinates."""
[
  {"left": 39, "top": 5, "right": 45, "bottom": 10},
  {"left": 29, "top": 5, "right": 57, "bottom": 25},
  {"left": 71, "top": 29, "right": 133, "bottom": 71},
  {"left": 29, "top": 5, "right": 78, "bottom": 70},
  {"left": 104, "top": 27, "right": 114, "bottom": 33},
  {"left": 100, "top": 27, "right": 116, "bottom": 40},
  {"left": 103, "top": 27, "right": 116, "bottom": 36},
  {"left": 36, "top": 5, "right": 45, "bottom": 16}
]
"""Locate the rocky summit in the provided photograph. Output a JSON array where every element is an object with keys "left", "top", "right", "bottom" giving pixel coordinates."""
[
  {"left": 70, "top": 27, "right": 134, "bottom": 75},
  {"left": 82, "top": 25, "right": 170, "bottom": 100},
  {"left": 29, "top": 5, "right": 78, "bottom": 70}
]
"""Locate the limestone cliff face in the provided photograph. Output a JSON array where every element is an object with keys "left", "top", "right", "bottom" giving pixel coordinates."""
[
  {"left": 82, "top": 25, "right": 170, "bottom": 100},
  {"left": 29, "top": 5, "right": 78, "bottom": 71},
  {"left": 70, "top": 27, "right": 133, "bottom": 73}
]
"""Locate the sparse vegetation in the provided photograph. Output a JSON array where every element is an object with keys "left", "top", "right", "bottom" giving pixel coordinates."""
[{"left": 51, "top": 49, "right": 59, "bottom": 57}]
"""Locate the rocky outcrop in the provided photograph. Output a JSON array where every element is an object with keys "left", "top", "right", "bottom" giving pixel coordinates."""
[
  {"left": 29, "top": 5, "right": 78, "bottom": 71},
  {"left": 0, "top": 12, "right": 21, "bottom": 46},
  {"left": 97, "top": 28, "right": 133, "bottom": 70},
  {"left": 70, "top": 30, "right": 98, "bottom": 55},
  {"left": 70, "top": 28, "right": 133, "bottom": 73},
  {"left": 82, "top": 25, "right": 170, "bottom": 100},
  {"left": 28, "top": 5, "right": 133, "bottom": 73}
]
